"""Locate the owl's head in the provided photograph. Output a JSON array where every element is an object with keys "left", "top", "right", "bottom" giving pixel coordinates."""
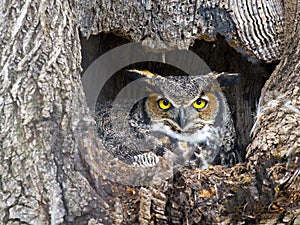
[{"left": 127, "top": 70, "right": 236, "bottom": 144}]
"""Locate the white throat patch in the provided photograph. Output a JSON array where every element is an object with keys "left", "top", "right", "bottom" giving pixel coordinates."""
[{"left": 150, "top": 122, "right": 220, "bottom": 144}]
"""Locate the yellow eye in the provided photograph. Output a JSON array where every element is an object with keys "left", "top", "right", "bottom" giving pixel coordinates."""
[
  {"left": 193, "top": 98, "right": 208, "bottom": 110},
  {"left": 157, "top": 99, "right": 172, "bottom": 110}
]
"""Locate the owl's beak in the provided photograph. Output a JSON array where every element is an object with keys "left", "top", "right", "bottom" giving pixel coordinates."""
[{"left": 177, "top": 108, "right": 186, "bottom": 129}]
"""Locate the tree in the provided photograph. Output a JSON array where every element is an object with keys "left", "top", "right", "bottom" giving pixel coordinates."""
[{"left": 0, "top": 0, "right": 299, "bottom": 224}]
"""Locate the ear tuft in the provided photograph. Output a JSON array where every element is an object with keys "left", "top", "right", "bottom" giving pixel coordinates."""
[
  {"left": 126, "top": 69, "right": 156, "bottom": 81},
  {"left": 124, "top": 69, "right": 157, "bottom": 92}
]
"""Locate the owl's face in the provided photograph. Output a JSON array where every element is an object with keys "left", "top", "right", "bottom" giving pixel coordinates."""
[
  {"left": 128, "top": 70, "right": 229, "bottom": 144},
  {"left": 145, "top": 92, "right": 218, "bottom": 131}
]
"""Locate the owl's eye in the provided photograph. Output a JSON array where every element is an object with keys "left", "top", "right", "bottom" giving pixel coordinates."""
[
  {"left": 193, "top": 98, "right": 208, "bottom": 110},
  {"left": 157, "top": 99, "right": 172, "bottom": 110}
]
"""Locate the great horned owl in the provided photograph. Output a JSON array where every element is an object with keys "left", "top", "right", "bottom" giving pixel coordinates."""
[{"left": 95, "top": 70, "right": 240, "bottom": 169}]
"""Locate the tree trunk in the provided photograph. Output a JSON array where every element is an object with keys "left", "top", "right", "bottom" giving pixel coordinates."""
[
  {"left": 0, "top": 0, "right": 104, "bottom": 224},
  {"left": 0, "top": 0, "right": 299, "bottom": 225}
]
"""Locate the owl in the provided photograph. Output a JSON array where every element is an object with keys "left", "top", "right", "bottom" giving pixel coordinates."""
[{"left": 95, "top": 70, "right": 240, "bottom": 169}]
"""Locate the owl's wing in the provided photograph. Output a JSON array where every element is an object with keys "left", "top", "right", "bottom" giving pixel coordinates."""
[{"left": 95, "top": 101, "right": 164, "bottom": 166}]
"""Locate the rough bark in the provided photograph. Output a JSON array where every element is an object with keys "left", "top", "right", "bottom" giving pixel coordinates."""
[
  {"left": 246, "top": 0, "right": 300, "bottom": 222},
  {"left": 0, "top": 0, "right": 104, "bottom": 224},
  {"left": 78, "top": 0, "right": 284, "bottom": 62},
  {"left": 0, "top": 0, "right": 299, "bottom": 225}
]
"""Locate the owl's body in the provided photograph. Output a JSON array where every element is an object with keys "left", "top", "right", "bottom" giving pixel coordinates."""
[{"left": 95, "top": 70, "right": 239, "bottom": 169}]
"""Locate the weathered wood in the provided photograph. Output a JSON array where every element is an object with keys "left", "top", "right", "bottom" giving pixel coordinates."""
[
  {"left": 0, "top": 0, "right": 299, "bottom": 224},
  {"left": 0, "top": 0, "right": 104, "bottom": 223},
  {"left": 246, "top": 0, "right": 300, "bottom": 222},
  {"left": 78, "top": 0, "right": 284, "bottom": 62}
]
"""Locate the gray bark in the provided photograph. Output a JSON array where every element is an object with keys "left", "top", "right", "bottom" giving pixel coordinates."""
[
  {"left": 79, "top": 0, "right": 284, "bottom": 62},
  {"left": 0, "top": 0, "right": 103, "bottom": 224},
  {"left": 0, "top": 0, "right": 299, "bottom": 224}
]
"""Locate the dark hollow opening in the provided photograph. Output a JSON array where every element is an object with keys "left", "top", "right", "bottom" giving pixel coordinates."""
[{"left": 80, "top": 32, "right": 278, "bottom": 163}]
